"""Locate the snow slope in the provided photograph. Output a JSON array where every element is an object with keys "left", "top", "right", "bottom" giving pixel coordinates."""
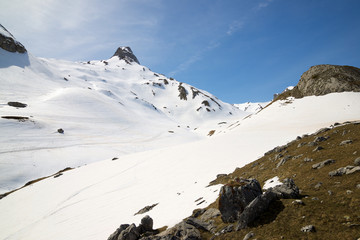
[
  {"left": 234, "top": 101, "right": 270, "bottom": 114},
  {"left": 1, "top": 92, "right": 359, "bottom": 240},
  {"left": 0, "top": 46, "right": 246, "bottom": 193}
]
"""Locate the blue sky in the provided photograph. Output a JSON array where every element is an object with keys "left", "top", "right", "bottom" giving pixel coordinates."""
[{"left": 1, "top": 0, "right": 360, "bottom": 103}]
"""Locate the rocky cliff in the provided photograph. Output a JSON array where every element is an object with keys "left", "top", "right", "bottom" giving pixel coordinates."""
[
  {"left": 0, "top": 24, "right": 26, "bottom": 53},
  {"left": 276, "top": 64, "right": 360, "bottom": 100}
]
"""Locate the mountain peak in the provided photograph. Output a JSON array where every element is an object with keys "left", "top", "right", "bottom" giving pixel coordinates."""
[
  {"left": 0, "top": 24, "right": 27, "bottom": 53},
  {"left": 112, "top": 46, "right": 140, "bottom": 64}
]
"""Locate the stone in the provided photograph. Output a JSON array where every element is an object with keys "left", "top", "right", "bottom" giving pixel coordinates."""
[
  {"left": 243, "top": 231, "right": 255, "bottom": 240},
  {"left": 292, "top": 199, "right": 304, "bottom": 205},
  {"left": 7, "top": 102, "right": 27, "bottom": 108},
  {"left": 304, "top": 157, "right": 313, "bottom": 162},
  {"left": 236, "top": 191, "right": 277, "bottom": 230},
  {"left": 340, "top": 140, "right": 353, "bottom": 146},
  {"left": 138, "top": 215, "right": 153, "bottom": 233},
  {"left": 356, "top": 184, "right": 360, "bottom": 189},
  {"left": 329, "top": 165, "right": 360, "bottom": 176},
  {"left": 0, "top": 24, "right": 27, "bottom": 53},
  {"left": 135, "top": 204, "right": 158, "bottom": 215},
  {"left": 312, "top": 146, "right": 324, "bottom": 152},
  {"left": 219, "top": 179, "right": 262, "bottom": 223},
  {"left": 301, "top": 225, "right": 316, "bottom": 232},
  {"left": 186, "top": 217, "right": 215, "bottom": 233},
  {"left": 200, "top": 208, "right": 220, "bottom": 222},
  {"left": 112, "top": 47, "right": 140, "bottom": 64},
  {"left": 269, "top": 178, "right": 300, "bottom": 199},
  {"left": 107, "top": 224, "right": 130, "bottom": 240},
  {"left": 354, "top": 157, "right": 360, "bottom": 166},
  {"left": 276, "top": 156, "right": 292, "bottom": 168},
  {"left": 314, "top": 182, "right": 322, "bottom": 189},
  {"left": 118, "top": 224, "right": 140, "bottom": 240},
  {"left": 312, "top": 159, "right": 335, "bottom": 169},
  {"left": 217, "top": 225, "right": 233, "bottom": 235},
  {"left": 57, "top": 128, "right": 64, "bottom": 134},
  {"left": 314, "top": 136, "right": 328, "bottom": 142}
]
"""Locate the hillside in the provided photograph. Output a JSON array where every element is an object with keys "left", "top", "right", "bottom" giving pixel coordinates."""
[
  {"left": 0, "top": 25, "right": 246, "bottom": 193},
  {"left": 0, "top": 24, "right": 360, "bottom": 240}
]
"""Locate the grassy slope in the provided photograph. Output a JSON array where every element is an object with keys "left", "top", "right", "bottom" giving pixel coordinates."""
[{"left": 198, "top": 121, "right": 360, "bottom": 239}]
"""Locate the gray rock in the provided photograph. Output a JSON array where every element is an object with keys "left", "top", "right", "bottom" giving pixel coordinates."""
[
  {"left": 304, "top": 157, "right": 313, "bottom": 162},
  {"left": 219, "top": 179, "right": 262, "bottom": 223},
  {"left": 243, "top": 231, "right": 255, "bottom": 240},
  {"left": 301, "top": 225, "right": 316, "bottom": 232},
  {"left": 0, "top": 24, "right": 27, "bottom": 53},
  {"left": 329, "top": 165, "right": 360, "bottom": 176},
  {"left": 200, "top": 208, "right": 220, "bottom": 222},
  {"left": 236, "top": 191, "right": 277, "bottom": 230},
  {"left": 312, "top": 146, "right": 324, "bottom": 152},
  {"left": 314, "top": 182, "right": 322, "bottom": 189},
  {"left": 168, "top": 221, "right": 201, "bottom": 240},
  {"left": 138, "top": 215, "right": 154, "bottom": 233},
  {"left": 297, "top": 64, "right": 360, "bottom": 97},
  {"left": 108, "top": 224, "right": 130, "bottom": 240},
  {"left": 217, "top": 224, "right": 233, "bottom": 234},
  {"left": 314, "top": 136, "right": 328, "bottom": 142},
  {"left": 118, "top": 224, "right": 140, "bottom": 240},
  {"left": 340, "top": 140, "right": 353, "bottom": 146},
  {"left": 270, "top": 178, "right": 300, "bottom": 199},
  {"left": 354, "top": 157, "right": 360, "bottom": 166},
  {"left": 292, "top": 200, "right": 304, "bottom": 205},
  {"left": 112, "top": 47, "right": 140, "bottom": 64},
  {"left": 186, "top": 217, "right": 215, "bottom": 233},
  {"left": 356, "top": 184, "right": 360, "bottom": 189},
  {"left": 276, "top": 156, "right": 292, "bottom": 168},
  {"left": 312, "top": 159, "right": 335, "bottom": 169}
]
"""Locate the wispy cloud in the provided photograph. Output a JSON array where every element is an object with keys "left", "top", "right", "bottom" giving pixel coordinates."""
[
  {"left": 226, "top": 21, "right": 244, "bottom": 36},
  {"left": 256, "top": 0, "right": 273, "bottom": 10}
]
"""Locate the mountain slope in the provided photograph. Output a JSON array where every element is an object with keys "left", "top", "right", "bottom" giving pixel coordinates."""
[
  {"left": 0, "top": 26, "right": 246, "bottom": 193},
  {"left": 1, "top": 91, "right": 359, "bottom": 240}
]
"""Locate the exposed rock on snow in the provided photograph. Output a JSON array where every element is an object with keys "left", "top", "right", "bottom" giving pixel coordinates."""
[
  {"left": 0, "top": 24, "right": 26, "bottom": 53},
  {"left": 112, "top": 46, "right": 140, "bottom": 64}
]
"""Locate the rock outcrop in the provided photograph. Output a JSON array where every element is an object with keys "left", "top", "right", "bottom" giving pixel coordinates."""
[
  {"left": 218, "top": 179, "right": 262, "bottom": 223},
  {"left": 276, "top": 64, "right": 360, "bottom": 99},
  {"left": 0, "top": 24, "right": 26, "bottom": 53},
  {"left": 112, "top": 46, "right": 140, "bottom": 64}
]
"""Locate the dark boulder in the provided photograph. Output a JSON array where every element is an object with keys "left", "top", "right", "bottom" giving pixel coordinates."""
[
  {"left": 219, "top": 179, "right": 262, "bottom": 223},
  {"left": 268, "top": 178, "right": 300, "bottom": 199}
]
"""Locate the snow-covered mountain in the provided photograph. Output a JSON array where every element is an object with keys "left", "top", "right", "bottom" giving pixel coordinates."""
[
  {"left": 0, "top": 25, "right": 246, "bottom": 193},
  {"left": 1, "top": 25, "right": 360, "bottom": 240}
]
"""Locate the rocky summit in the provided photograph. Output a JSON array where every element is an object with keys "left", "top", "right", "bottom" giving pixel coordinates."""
[
  {"left": 0, "top": 24, "right": 26, "bottom": 53},
  {"left": 276, "top": 64, "right": 360, "bottom": 99},
  {"left": 112, "top": 46, "right": 140, "bottom": 64}
]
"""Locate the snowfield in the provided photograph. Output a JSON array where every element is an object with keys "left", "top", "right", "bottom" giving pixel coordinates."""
[
  {"left": 1, "top": 91, "right": 360, "bottom": 240},
  {"left": 1, "top": 27, "right": 360, "bottom": 240}
]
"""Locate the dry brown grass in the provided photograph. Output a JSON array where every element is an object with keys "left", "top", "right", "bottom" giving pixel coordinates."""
[{"left": 200, "top": 121, "right": 360, "bottom": 239}]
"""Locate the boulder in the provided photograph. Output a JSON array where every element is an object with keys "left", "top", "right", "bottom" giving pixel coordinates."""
[
  {"left": 138, "top": 215, "right": 154, "bottom": 234},
  {"left": 269, "top": 178, "right": 300, "bottom": 199},
  {"left": 200, "top": 208, "right": 220, "bottom": 222},
  {"left": 312, "top": 159, "right": 335, "bottom": 169},
  {"left": 118, "top": 224, "right": 140, "bottom": 240},
  {"left": 108, "top": 224, "right": 130, "bottom": 240},
  {"left": 219, "top": 179, "right": 262, "bottom": 223},
  {"left": 354, "top": 157, "right": 360, "bottom": 166},
  {"left": 236, "top": 191, "right": 277, "bottom": 230},
  {"left": 301, "top": 225, "right": 316, "bottom": 233},
  {"left": 340, "top": 140, "right": 353, "bottom": 146}
]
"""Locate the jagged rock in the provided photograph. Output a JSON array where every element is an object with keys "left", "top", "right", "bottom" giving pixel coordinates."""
[
  {"left": 200, "top": 208, "right": 220, "bottom": 222},
  {"left": 312, "top": 146, "right": 324, "bottom": 152},
  {"left": 292, "top": 200, "right": 304, "bottom": 205},
  {"left": 119, "top": 224, "right": 140, "bottom": 240},
  {"left": 108, "top": 224, "right": 130, "bottom": 240},
  {"left": 314, "top": 136, "right": 328, "bottom": 142},
  {"left": 219, "top": 179, "right": 262, "bottom": 223},
  {"left": 312, "top": 159, "right": 335, "bottom": 169},
  {"left": 301, "top": 225, "right": 316, "bottom": 233},
  {"left": 217, "top": 225, "right": 234, "bottom": 235},
  {"left": 236, "top": 191, "right": 277, "bottom": 230},
  {"left": 178, "top": 84, "right": 188, "bottom": 100},
  {"left": 269, "top": 178, "right": 300, "bottom": 199},
  {"left": 243, "top": 231, "right": 255, "bottom": 240},
  {"left": 340, "top": 140, "right": 353, "bottom": 146},
  {"left": 0, "top": 24, "right": 27, "bottom": 53},
  {"left": 162, "top": 221, "right": 201, "bottom": 240},
  {"left": 304, "top": 157, "right": 313, "bottom": 162},
  {"left": 276, "top": 155, "right": 292, "bottom": 168},
  {"left": 135, "top": 203, "right": 158, "bottom": 215},
  {"left": 296, "top": 65, "right": 360, "bottom": 97},
  {"left": 112, "top": 47, "right": 140, "bottom": 64}
]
